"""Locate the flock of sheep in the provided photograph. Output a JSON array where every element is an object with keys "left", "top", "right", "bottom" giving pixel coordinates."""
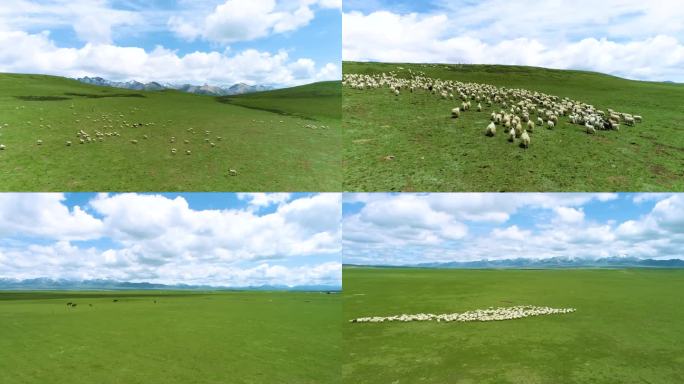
[
  {"left": 343, "top": 71, "right": 643, "bottom": 149},
  {"left": 350, "top": 305, "right": 576, "bottom": 323},
  {"left": 0, "top": 105, "right": 241, "bottom": 177}
]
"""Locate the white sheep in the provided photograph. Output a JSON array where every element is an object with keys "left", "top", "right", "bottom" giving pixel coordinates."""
[
  {"left": 585, "top": 123, "right": 596, "bottom": 134},
  {"left": 527, "top": 120, "right": 535, "bottom": 132},
  {"left": 520, "top": 130, "right": 530, "bottom": 148},
  {"left": 485, "top": 122, "right": 496, "bottom": 137},
  {"left": 508, "top": 127, "right": 515, "bottom": 142},
  {"left": 0, "top": 144, "right": 5, "bottom": 150},
  {"left": 451, "top": 107, "right": 460, "bottom": 118},
  {"left": 547, "top": 120, "right": 555, "bottom": 129}
]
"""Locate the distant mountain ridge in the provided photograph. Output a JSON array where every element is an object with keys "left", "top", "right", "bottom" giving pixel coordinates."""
[
  {"left": 0, "top": 277, "right": 340, "bottom": 292},
  {"left": 345, "top": 257, "right": 684, "bottom": 269},
  {"left": 77, "top": 76, "right": 273, "bottom": 96}
]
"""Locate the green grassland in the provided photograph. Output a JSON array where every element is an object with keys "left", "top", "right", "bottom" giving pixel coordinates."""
[
  {"left": 343, "top": 267, "right": 684, "bottom": 384},
  {"left": 0, "top": 74, "right": 340, "bottom": 191},
  {"left": 0, "top": 290, "right": 341, "bottom": 384},
  {"left": 343, "top": 62, "right": 684, "bottom": 192}
]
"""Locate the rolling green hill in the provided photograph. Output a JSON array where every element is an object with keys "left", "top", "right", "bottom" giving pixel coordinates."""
[
  {"left": 0, "top": 74, "right": 341, "bottom": 191},
  {"left": 343, "top": 267, "right": 684, "bottom": 383},
  {"left": 0, "top": 290, "right": 341, "bottom": 384},
  {"left": 343, "top": 62, "right": 684, "bottom": 192}
]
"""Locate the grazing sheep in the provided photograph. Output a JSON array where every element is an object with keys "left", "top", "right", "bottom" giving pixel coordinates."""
[
  {"left": 537, "top": 117, "right": 544, "bottom": 126},
  {"left": 527, "top": 120, "right": 535, "bottom": 132},
  {"left": 585, "top": 123, "right": 596, "bottom": 134},
  {"left": 228, "top": 169, "right": 238, "bottom": 176},
  {"left": 634, "top": 115, "right": 642, "bottom": 123},
  {"left": 36, "top": 140, "right": 43, "bottom": 145},
  {"left": 130, "top": 140, "right": 138, "bottom": 144},
  {"left": 1, "top": 144, "right": 7, "bottom": 150},
  {"left": 508, "top": 127, "right": 515, "bottom": 142},
  {"left": 477, "top": 103, "right": 482, "bottom": 112},
  {"left": 485, "top": 122, "right": 496, "bottom": 137},
  {"left": 547, "top": 120, "right": 555, "bottom": 129},
  {"left": 520, "top": 130, "right": 530, "bottom": 148},
  {"left": 66, "top": 141, "right": 72, "bottom": 146},
  {"left": 515, "top": 122, "right": 523, "bottom": 138},
  {"left": 451, "top": 107, "right": 460, "bottom": 118},
  {"left": 186, "top": 150, "right": 191, "bottom": 155},
  {"left": 171, "top": 148, "right": 177, "bottom": 154}
]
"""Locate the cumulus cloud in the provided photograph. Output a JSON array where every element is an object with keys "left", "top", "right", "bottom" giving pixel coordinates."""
[
  {"left": 169, "top": 0, "right": 340, "bottom": 44},
  {"left": 343, "top": 193, "right": 684, "bottom": 265},
  {"left": 343, "top": 1, "right": 684, "bottom": 81},
  {"left": 0, "top": 193, "right": 102, "bottom": 240},
  {"left": 0, "top": 28, "right": 338, "bottom": 85},
  {"left": 0, "top": 0, "right": 142, "bottom": 44},
  {"left": 0, "top": 193, "right": 342, "bottom": 287}
]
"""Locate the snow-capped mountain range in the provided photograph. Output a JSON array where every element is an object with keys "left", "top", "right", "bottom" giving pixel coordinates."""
[{"left": 77, "top": 76, "right": 273, "bottom": 96}]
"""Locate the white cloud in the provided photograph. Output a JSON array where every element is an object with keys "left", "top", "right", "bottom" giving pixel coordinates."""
[
  {"left": 491, "top": 225, "right": 531, "bottom": 241},
  {"left": 0, "top": 28, "right": 339, "bottom": 85},
  {"left": 343, "top": 1, "right": 684, "bottom": 81},
  {"left": 0, "top": 193, "right": 342, "bottom": 287},
  {"left": 169, "top": 0, "right": 339, "bottom": 44},
  {"left": 553, "top": 207, "right": 585, "bottom": 224},
  {"left": 0, "top": 0, "right": 143, "bottom": 44},
  {"left": 238, "top": 193, "right": 292, "bottom": 209},
  {"left": 343, "top": 193, "right": 684, "bottom": 265},
  {"left": 0, "top": 193, "right": 102, "bottom": 240}
]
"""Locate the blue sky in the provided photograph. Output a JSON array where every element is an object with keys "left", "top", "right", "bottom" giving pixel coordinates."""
[
  {"left": 343, "top": 0, "right": 684, "bottom": 82},
  {"left": 0, "top": 193, "right": 341, "bottom": 287},
  {"left": 343, "top": 193, "right": 684, "bottom": 265},
  {"left": 0, "top": 0, "right": 341, "bottom": 86}
]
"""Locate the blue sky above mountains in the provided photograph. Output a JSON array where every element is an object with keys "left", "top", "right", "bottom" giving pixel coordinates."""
[
  {"left": 343, "top": 193, "right": 684, "bottom": 265},
  {"left": 343, "top": 0, "right": 684, "bottom": 82},
  {"left": 0, "top": 193, "right": 341, "bottom": 287},
  {"left": 0, "top": 0, "right": 341, "bottom": 86}
]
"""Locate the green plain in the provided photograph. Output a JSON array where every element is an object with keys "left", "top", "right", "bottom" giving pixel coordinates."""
[
  {"left": 343, "top": 267, "right": 684, "bottom": 384},
  {"left": 343, "top": 62, "right": 684, "bottom": 192},
  {"left": 0, "top": 290, "right": 341, "bottom": 384},
  {"left": 0, "top": 74, "right": 341, "bottom": 191}
]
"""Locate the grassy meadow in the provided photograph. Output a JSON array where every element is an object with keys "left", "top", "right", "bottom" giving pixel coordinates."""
[
  {"left": 0, "top": 290, "right": 341, "bottom": 384},
  {"left": 0, "top": 74, "right": 341, "bottom": 191},
  {"left": 343, "top": 267, "right": 684, "bottom": 384},
  {"left": 343, "top": 62, "right": 684, "bottom": 192}
]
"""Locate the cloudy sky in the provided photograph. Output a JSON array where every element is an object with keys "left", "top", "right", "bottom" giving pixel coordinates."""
[
  {"left": 343, "top": 0, "right": 684, "bottom": 82},
  {"left": 0, "top": 0, "right": 341, "bottom": 86},
  {"left": 343, "top": 193, "right": 684, "bottom": 265},
  {"left": 0, "top": 193, "right": 341, "bottom": 287}
]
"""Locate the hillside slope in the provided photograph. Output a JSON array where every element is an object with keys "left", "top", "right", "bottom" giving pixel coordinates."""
[
  {"left": 0, "top": 73, "right": 341, "bottom": 191},
  {"left": 343, "top": 62, "right": 684, "bottom": 192}
]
